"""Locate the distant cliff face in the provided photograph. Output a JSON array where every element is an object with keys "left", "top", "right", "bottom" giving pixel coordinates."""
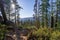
[
  {"left": 20, "top": 17, "right": 35, "bottom": 22},
  {"left": 20, "top": 17, "right": 43, "bottom": 23}
]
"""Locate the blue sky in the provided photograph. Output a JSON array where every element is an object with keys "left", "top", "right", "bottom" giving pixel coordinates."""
[{"left": 17, "top": 0, "right": 34, "bottom": 18}]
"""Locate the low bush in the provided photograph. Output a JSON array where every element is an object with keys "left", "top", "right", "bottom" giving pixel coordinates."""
[{"left": 28, "top": 27, "right": 60, "bottom": 40}]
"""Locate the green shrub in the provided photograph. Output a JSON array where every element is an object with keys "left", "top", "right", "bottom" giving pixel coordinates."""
[
  {"left": 0, "top": 24, "right": 6, "bottom": 40},
  {"left": 28, "top": 27, "right": 60, "bottom": 40},
  {"left": 50, "top": 30, "right": 60, "bottom": 40}
]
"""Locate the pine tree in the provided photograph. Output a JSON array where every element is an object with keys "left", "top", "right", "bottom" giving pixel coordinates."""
[
  {"left": 34, "top": 0, "right": 40, "bottom": 28},
  {"left": 41, "top": 0, "right": 50, "bottom": 27},
  {"left": 50, "top": 0, "right": 55, "bottom": 27},
  {"left": 55, "top": 0, "right": 60, "bottom": 27}
]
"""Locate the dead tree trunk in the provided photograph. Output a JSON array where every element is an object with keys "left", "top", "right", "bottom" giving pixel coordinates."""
[{"left": 0, "top": 0, "right": 7, "bottom": 23}]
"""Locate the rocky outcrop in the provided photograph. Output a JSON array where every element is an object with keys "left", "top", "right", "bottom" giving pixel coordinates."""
[{"left": 5, "top": 28, "right": 29, "bottom": 40}]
